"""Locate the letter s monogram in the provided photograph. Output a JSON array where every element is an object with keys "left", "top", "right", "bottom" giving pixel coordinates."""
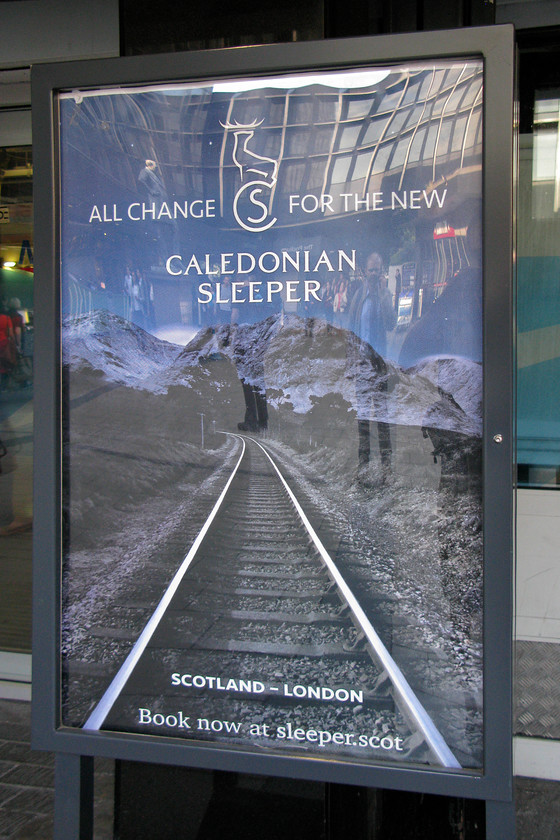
[
  {"left": 233, "top": 182, "right": 278, "bottom": 233},
  {"left": 222, "top": 119, "right": 279, "bottom": 233}
]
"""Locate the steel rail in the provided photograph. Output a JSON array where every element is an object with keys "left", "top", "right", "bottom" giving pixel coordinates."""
[
  {"left": 83, "top": 437, "right": 246, "bottom": 731},
  {"left": 248, "top": 435, "right": 461, "bottom": 769}
]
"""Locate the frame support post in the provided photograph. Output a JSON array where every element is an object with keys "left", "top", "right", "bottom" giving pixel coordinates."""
[
  {"left": 54, "top": 753, "right": 94, "bottom": 840},
  {"left": 486, "top": 798, "right": 516, "bottom": 840}
]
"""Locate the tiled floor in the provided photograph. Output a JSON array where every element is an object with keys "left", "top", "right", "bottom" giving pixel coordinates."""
[
  {"left": 515, "top": 641, "right": 560, "bottom": 738},
  {"left": 0, "top": 699, "right": 113, "bottom": 840}
]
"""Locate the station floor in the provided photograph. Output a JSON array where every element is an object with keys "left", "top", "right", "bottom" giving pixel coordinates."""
[
  {"left": 1, "top": 698, "right": 560, "bottom": 839},
  {"left": 0, "top": 391, "right": 33, "bottom": 655},
  {"left": 0, "top": 699, "right": 113, "bottom": 839}
]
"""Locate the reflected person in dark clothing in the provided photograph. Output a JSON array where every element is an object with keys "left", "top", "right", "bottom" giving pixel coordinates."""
[
  {"left": 138, "top": 159, "right": 176, "bottom": 258},
  {"left": 138, "top": 159, "right": 166, "bottom": 201},
  {"left": 231, "top": 275, "right": 269, "bottom": 433},
  {"left": 347, "top": 252, "right": 396, "bottom": 487},
  {"left": 399, "top": 211, "right": 482, "bottom": 369},
  {"left": 400, "top": 208, "right": 483, "bottom": 496}
]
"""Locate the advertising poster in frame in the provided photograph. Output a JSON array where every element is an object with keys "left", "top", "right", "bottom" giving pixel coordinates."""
[
  {"left": 32, "top": 26, "right": 514, "bottom": 797},
  {"left": 60, "top": 58, "right": 484, "bottom": 769}
]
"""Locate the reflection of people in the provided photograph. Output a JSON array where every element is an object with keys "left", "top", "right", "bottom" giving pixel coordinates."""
[
  {"left": 138, "top": 159, "right": 176, "bottom": 258},
  {"left": 8, "top": 299, "right": 24, "bottom": 355},
  {"left": 347, "top": 253, "right": 396, "bottom": 355},
  {"left": 123, "top": 266, "right": 133, "bottom": 320},
  {"left": 138, "top": 159, "right": 166, "bottom": 200},
  {"left": 217, "top": 276, "right": 232, "bottom": 324},
  {"left": 124, "top": 266, "right": 133, "bottom": 297},
  {"left": 237, "top": 378, "right": 269, "bottom": 432},
  {"left": 347, "top": 253, "right": 396, "bottom": 487},
  {"left": 399, "top": 266, "right": 482, "bottom": 368},
  {"left": 144, "top": 276, "right": 156, "bottom": 328},
  {"left": 229, "top": 280, "right": 269, "bottom": 433},
  {"left": 321, "top": 277, "right": 335, "bottom": 330},
  {"left": 0, "top": 310, "right": 15, "bottom": 388},
  {"left": 131, "top": 270, "right": 146, "bottom": 329},
  {"left": 7, "top": 299, "right": 30, "bottom": 388},
  {"left": 422, "top": 387, "right": 477, "bottom": 494},
  {"left": 332, "top": 274, "right": 348, "bottom": 328},
  {"left": 394, "top": 268, "right": 402, "bottom": 313},
  {"left": 231, "top": 276, "right": 252, "bottom": 326},
  {"left": 400, "top": 210, "right": 483, "bottom": 503},
  {"left": 398, "top": 211, "right": 482, "bottom": 368},
  {"left": 202, "top": 275, "right": 270, "bottom": 432}
]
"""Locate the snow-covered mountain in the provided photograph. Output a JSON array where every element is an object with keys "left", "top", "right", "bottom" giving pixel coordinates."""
[
  {"left": 410, "top": 356, "right": 482, "bottom": 429},
  {"left": 63, "top": 310, "right": 482, "bottom": 437},
  {"left": 175, "top": 315, "right": 482, "bottom": 436},
  {"left": 62, "top": 310, "right": 182, "bottom": 391}
]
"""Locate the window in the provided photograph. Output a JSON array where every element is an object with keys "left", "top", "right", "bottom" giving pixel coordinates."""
[{"left": 0, "top": 144, "right": 34, "bottom": 655}]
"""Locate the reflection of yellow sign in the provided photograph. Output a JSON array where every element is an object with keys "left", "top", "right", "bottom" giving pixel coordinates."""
[
  {"left": 0, "top": 207, "right": 9, "bottom": 223},
  {"left": 10, "top": 204, "right": 32, "bottom": 223}
]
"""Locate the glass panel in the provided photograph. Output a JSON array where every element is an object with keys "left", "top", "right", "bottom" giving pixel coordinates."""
[
  {"left": 363, "top": 117, "right": 389, "bottom": 145},
  {"left": 408, "top": 127, "right": 427, "bottom": 163},
  {"left": 518, "top": 87, "right": 560, "bottom": 486},
  {"left": 0, "top": 145, "right": 34, "bottom": 653},
  {"left": 58, "top": 60, "right": 484, "bottom": 773},
  {"left": 337, "top": 124, "right": 362, "bottom": 151},
  {"left": 331, "top": 153, "right": 353, "bottom": 183}
]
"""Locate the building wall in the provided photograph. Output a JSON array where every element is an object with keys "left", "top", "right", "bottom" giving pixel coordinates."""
[
  {"left": 496, "top": 0, "right": 560, "bottom": 29},
  {"left": 0, "top": 0, "right": 118, "bottom": 140},
  {"left": 0, "top": 0, "right": 119, "bottom": 69}
]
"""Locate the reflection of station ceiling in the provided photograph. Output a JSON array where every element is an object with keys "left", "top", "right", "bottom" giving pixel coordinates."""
[{"left": 62, "top": 60, "right": 482, "bottom": 225}]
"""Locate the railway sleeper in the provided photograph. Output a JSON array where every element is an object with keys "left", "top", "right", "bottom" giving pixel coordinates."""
[
  {"left": 184, "top": 567, "right": 326, "bottom": 581},
  {"left": 235, "top": 569, "right": 329, "bottom": 580},
  {"left": 204, "top": 584, "right": 333, "bottom": 597},
  {"left": 195, "top": 638, "right": 373, "bottom": 658},
  {"left": 226, "top": 609, "right": 347, "bottom": 624}
]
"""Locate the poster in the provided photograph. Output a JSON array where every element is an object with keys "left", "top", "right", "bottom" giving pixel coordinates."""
[{"left": 59, "top": 59, "right": 484, "bottom": 771}]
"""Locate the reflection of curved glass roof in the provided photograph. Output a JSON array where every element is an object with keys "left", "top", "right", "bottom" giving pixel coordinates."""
[{"left": 60, "top": 60, "right": 482, "bottom": 223}]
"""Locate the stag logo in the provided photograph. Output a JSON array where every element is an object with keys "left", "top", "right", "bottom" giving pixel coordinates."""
[{"left": 222, "top": 119, "right": 278, "bottom": 233}]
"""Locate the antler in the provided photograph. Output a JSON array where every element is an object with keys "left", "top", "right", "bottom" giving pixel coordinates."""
[{"left": 220, "top": 119, "right": 264, "bottom": 129}]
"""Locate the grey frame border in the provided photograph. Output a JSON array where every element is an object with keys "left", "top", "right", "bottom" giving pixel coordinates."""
[{"left": 31, "top": 25, "right": 515, "bottom": 801}]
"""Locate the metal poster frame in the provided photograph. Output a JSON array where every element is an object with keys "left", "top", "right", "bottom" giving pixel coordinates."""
[{"left": 32, "top": 25, "right": 514, "bottom": 808}]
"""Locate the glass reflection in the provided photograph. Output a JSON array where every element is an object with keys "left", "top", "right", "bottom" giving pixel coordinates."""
[
  {"left": 0, "top": 145, "right": 33, "bottom": 655},
  {"left": 518, "top": 89, "right": 560, "bottom": 485},
  {"left": 59, "top": 61, "right": 483, "bottom": 769}
]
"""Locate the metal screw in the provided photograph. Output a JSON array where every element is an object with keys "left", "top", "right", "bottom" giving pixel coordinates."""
[{"left": 493, "top": 434, "right": 503, "bottom": 444}]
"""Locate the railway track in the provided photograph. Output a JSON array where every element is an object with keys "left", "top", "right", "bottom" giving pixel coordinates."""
[{"left": 82, "top": 433, "right": 460, "bottom": 768}]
